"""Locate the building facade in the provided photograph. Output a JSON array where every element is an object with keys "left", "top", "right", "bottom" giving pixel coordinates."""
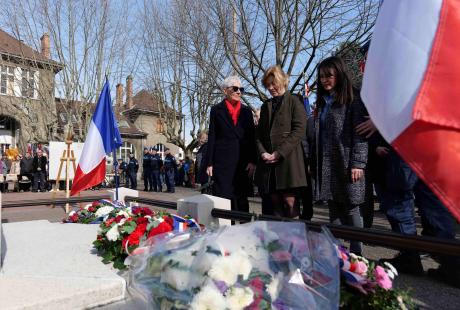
[
  {"left": 0, "top": 29, "right": 63, "bottom": 153},
  {"left": 114, "top": 76, "right": 183, "bottom": 162}
]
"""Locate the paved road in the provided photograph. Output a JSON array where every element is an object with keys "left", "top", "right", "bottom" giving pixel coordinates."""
[{"left": 2, "top": 187, "right": 459, "bottom": 309}]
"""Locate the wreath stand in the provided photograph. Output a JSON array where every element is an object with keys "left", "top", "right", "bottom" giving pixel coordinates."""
[{"left": 52, "top": 131, "right": 77, "bottom": 213}]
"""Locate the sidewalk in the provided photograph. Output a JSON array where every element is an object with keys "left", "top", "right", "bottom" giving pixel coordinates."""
[{"left": 2, "top": 186, "right": 460, "bottom": 309}]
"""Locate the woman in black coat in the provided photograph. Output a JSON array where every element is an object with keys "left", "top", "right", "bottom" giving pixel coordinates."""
[{"left": 206, "top": 76, "right": 257, "bottom": 212}]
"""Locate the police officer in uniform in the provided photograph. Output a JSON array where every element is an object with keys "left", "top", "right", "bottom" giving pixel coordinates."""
[
  {"left": 163, "top": 148, "right": 177, "bottom": 193},
  {"left": 115, "top": 158, "right": 127, "bottom": 187},
  {"left": 127, "top": 152, "right": 139, "bottom": 190},
  {"left": 142, "top": 147, "right": 152, "bottom": 191},
  {"left": 150, "top": 147, "right": 163, "bottom": 192}
]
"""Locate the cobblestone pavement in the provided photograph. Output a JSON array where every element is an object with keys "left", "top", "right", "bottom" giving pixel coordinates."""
[{"left": 2, "top": 186, "right": 459, "bottom": 309}]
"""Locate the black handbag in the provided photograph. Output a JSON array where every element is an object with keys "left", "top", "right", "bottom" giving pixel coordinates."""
[{"left": 199, "top": 177, "right": 214, "bottom": 195}]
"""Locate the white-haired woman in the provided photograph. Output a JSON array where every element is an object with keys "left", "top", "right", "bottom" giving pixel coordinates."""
[{"left": 206, "top": 76, "right": 257, "bottom": 212}]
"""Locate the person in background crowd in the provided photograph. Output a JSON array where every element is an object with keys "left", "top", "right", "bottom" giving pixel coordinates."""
[
  {"left": 176, "top": 160, "right": 184, "bottom": 186},
  {"left": 10, "top": 155, "right": 21, "bottom": 175},
  {"left": 195, "top": 131, "right": 209, "bottom": 189},
  {"left": 314, "top": 56, "right": 368, "bottom": 255},
  {"left": 255, "top": 66, "right": 307, "bottom": 218},
  {"left": 184, "top": 156, "right": 195, "bottom": 188},
  {"left": 114, "top": 158, "right": 127, "bottom": 187},
  {"left": 0, "top": 153, "right": 9, "bottom": 193},
  {"left": 150, "top": 147, "right": 162, "bottom": 192},
  {"left": 355, "top": 41, "right": 377, "bottom": 229},
  {"left": 183, "top": 158, "right": 190, "bottom": 186},
  {"left": 299, "top": 107, "right": 315, "bottom": 221},
  {"left": 142, "top": 147, "right": 152, "bottom": 191},
  {"left": 206, "top": 75, "right": 257, "bottom": 213},
  {"left": 126, "top": 152, "right": 139, "bottom": 190},
  {"left": 32, "top": 149, "right": 48, "bottom": 192},
  {"left": 163, "top": 148, "right": 177, "bottom": 193},
  {"left": 19, "top": 152, "right": 34, "bottom": 191},
  {"left": 357, "top": 117, "right": 460, "bottom": 286}
]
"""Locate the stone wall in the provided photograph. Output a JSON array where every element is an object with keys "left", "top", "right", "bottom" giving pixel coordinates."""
[{"left": 0, "top": 59, "right": 57, "bottom": 151}]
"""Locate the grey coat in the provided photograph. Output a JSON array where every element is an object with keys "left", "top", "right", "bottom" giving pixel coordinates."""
[{"left": 314, "top": 95, "right": 368, "bottom": 205}]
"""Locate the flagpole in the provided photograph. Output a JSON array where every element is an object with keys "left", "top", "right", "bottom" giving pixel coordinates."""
[{"left": 113, "top": 150, "right": 119, "bottom": 201}]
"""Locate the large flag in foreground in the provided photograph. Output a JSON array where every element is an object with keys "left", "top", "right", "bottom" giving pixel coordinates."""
[
  {"left": 71, "top": 80, "right": 122, "bottom": 196},
  {"left": 361, "top": 0, "right": 460, "bottom": 220}
]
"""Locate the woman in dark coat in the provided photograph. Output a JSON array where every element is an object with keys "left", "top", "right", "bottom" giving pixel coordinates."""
[
  {"left": 255, "top": 66, "right": 307, "bottom": 218},
  {"left": 206, "top": 75, "right": 257, "bottom": 212},
  {"left": 314, "top": 56, "right": 368, "bottom": 255}
]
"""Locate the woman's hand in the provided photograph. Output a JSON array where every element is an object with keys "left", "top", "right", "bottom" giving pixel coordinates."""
[
  {"left": 206, "top": 166, "right": 213, "bottom": 177},
  {"left": 262, "top": 151, "right": 280, "bottom": 164},
  {"left": 246, "top": 163, "right": 256, "bottom": 177},
  {"left": 355, "top": 116, "right": 377, "bottom": 138},
  {"left": 261, "top": 152, "right": 271, "bottom": 161},
  {"left": 376, "top": 146, "right": 389, "bottom": 157},
  {"left": 351, "top": 168, "right": 364, "bottom": 183}
]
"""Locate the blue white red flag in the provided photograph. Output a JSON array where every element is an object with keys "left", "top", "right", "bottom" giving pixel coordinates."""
[
  {"left": 361, "top": 0, "right": 460, "bottom": 220},
  {"left": 71, "top": 79, "right": 122, "bottom": 196}
]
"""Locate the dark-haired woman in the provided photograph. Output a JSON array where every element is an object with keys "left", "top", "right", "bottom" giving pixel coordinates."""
[{"left": 314, "top": 56, "right": 368, "bottom": 255}]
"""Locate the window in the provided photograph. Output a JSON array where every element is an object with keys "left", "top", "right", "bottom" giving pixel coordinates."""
[
  {"left": 118, "top": 120, "right": 129, "bottom": 128},
  {"left": 21, "top": 69, "right": 37, "bottom": 98},
  {"left": 116, "top": 141, "right": 135, "bottom": 162},
  {"left": 60, "top": 113, "right": 67, "bottom": 123},
  {"left": 0, "top": 65, "right": 14, "bottom": 95},
  {"left": 156, "top": 119, "right": 165, "bottom": 133},
  {"left": 155, "top": 143, "right": 165, "bottom": 159}
]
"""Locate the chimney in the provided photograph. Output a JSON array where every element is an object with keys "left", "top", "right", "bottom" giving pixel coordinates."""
[
  {"left": 126, "top": 75, "right": 133, "bottom": 109},
  {"left": 116, "top": 83, "right": 124, "bottom": 114},
  {"left": 40, "top": 33, "right": 50, "bottom": 59}
]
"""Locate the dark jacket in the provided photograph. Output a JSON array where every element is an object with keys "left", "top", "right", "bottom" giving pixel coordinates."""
[
  {"left": 195, "top": 143, "right": 208, "bottom": 184},
  {"left": 32, "top": 155, "right": 47, "bottom": 173},
  {"left": 142, "top": 152, "right": 151, "bottom": 169},
  {"left": 314, "top": 93, "right": 368, "bottom": 205},
  {"left": 255, "top": 92, "right": 308, "bottom": 191},
  {"left": 206, "top": 101, "right": 257, "bottom": 199},
  {"left": 127, "top": 157, "right": 139, "bottom": 173},
  {"left": 20, "top": 157, "right": 34, "bottom": 174}
]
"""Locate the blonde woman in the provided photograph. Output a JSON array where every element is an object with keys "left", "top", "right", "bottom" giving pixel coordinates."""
[{"left": 255, "top": 66, "right": 307, "bottom": 218}]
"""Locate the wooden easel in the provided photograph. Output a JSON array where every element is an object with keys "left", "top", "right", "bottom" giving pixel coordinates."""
[{"left": 53, "top": 130, "right": 77, "bottom": 213}]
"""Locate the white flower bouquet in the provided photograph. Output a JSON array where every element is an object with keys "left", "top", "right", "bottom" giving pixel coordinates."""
[{"left": 128, "top": 221, "right": 340, "bottom": 309}]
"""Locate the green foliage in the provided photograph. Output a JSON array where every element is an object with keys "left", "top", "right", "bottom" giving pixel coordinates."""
[{"left": 340, "top": 285, "right": 416, "bottom": 309}]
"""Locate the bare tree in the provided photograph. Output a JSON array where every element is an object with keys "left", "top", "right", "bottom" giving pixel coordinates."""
[
  {"left": 208, "top": 0, "right": 378, "bottom": 104},
  {"left": 1, "top": 0, "right": 140, "bottom": 143},
  {"left": 140, "top": 0, "right": 227, "bottom": 155}
]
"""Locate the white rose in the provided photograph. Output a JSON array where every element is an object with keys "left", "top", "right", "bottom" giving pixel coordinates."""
[
  {"left": 95, "top": 206, "right": 114, "bottom": 217},
  {"left": 225, "top": 287, "right": 254, "bottom": 310},
  {"left": 190, "top": 284, "right": 226, "bottom": 310},
  {"left": 116, "top": 210, "right": 129, "bottom": 218},
  {"left": 267, "top": 272, "right": 282, "bottom": 301},
  {"left": 106, "top": 224, "right": 120, "bottom": 241},
  {"left": 208, "top": 250, "right": 252, "bottom": 286}
]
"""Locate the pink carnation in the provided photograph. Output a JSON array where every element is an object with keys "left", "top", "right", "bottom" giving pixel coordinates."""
[
  {"left": 374, "top": 266, "right": 392, "bottom": 290},
  {"left": 271, "top": 250, "right": 292, "bottom": 262},
  {"left": 355, "top": 261, "right": 368, "bottom": 276}
]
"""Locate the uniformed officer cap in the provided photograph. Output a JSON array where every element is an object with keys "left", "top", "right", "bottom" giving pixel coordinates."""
[
  {"left": 144, "top": 147, "right": 148, "bottom": 150},
  {"left": 150, "top": 147, "right": 157, "bottom": 151}
]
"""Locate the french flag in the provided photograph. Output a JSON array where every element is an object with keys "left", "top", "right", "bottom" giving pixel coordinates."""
[
  {"left": 71, "top": 79, "right": 122, "bottom": 196},
  {"left": 361, "top": 0, "right": 460, "bottom": 220}
]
